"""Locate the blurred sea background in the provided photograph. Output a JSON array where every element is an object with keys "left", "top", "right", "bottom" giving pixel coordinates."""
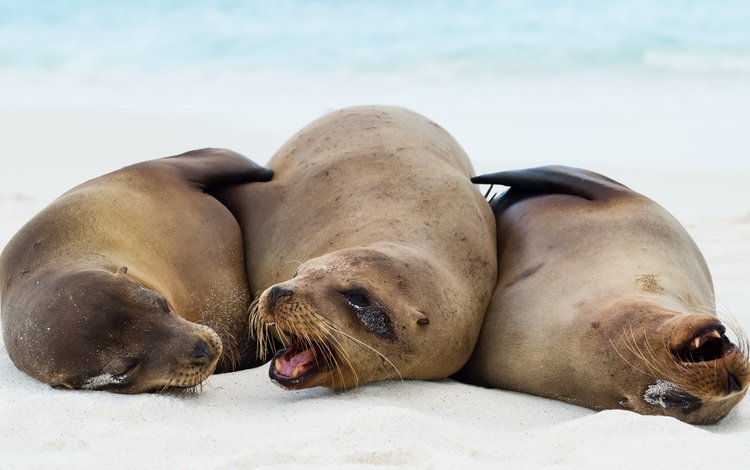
[{"left": 1, "top": 0, "right": 749, "bottom": 211}]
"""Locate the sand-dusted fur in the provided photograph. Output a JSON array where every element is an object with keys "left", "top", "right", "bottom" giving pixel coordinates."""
[
  {"left": 456, "top": 166, "right": 750, "bottom": 424},
  {"left": 0, "top": 149, "right": 272, "bottom": 393},
  {"left": 216, "top": 106, "right": 497, "bottom": 390}
]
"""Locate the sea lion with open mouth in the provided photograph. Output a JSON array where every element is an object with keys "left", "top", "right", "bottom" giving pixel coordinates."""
[
  {"left": 0, "top": 149, "right": 272, "bottom": 393},
  {"left": 215, "top": 106, "right": 497, "bottom": 390},
  {"left": 455, "top": 165, "right": 749, "bottom": 424}
]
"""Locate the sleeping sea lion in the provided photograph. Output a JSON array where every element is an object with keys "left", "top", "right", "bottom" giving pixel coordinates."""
[
  {"left": 0, "top": 149, "right": 272, "bottom": 393},
  {"left": 456, "top": 166, "right": 749, "bottom": 424}
]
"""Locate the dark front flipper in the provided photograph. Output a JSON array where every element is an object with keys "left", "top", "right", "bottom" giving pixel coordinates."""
[
  {"left": 138, "top": 148, "right": 273, "bottom": 190},
  {"left": 472, "top": 165, "right": 631, "bottom": 202}
]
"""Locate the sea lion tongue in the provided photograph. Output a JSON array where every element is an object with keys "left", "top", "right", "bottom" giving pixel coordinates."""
[{"left": 275, "top": 342, "right": 316, "bottom": 378}]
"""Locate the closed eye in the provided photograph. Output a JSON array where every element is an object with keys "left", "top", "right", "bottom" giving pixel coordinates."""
[
  {"left": 112, "top": 358, "right": 140, "bottom": 378},
  {"left": 80, "top": 359, "right": 139, "bottom": 390}
]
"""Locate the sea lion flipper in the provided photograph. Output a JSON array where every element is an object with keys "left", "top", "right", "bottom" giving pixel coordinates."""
[
  {"left": 472, "top": 165, "right": 629, "bottom": 202},
  {"left": 158, "top": 148, "right": 273, "bottom": 189}
]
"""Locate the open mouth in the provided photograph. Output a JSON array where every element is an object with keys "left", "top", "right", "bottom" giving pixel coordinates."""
[
  {"left": 269, "top": 337, "right": 334, "bottom": 388},
  {"left": 673, "top": 323, "right": 744, "bottom": 394},
  {"left": 674, "top": 323, "right": 734, "bottom": 364}
]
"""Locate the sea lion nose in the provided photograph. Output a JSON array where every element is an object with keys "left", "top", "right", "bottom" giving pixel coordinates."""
[
  {"left": 270, "top": 286, "right": 293, "bottom": 306},
  {"left": 728, "top": 372, "right": 743, "bottom": 394},
  {"left": 192, "top": 341, "right": 211, "bottom": 362}
]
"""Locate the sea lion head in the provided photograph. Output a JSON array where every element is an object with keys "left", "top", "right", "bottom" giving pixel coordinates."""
[
  {"left": 8, "top": 268, "right": 222, "bottom": 393},
  {"left": 252, "top": 245, "right": 446, "bottom": 390},
  {"left": 606, "top": 303, "right": 750, "bottom": 424}
]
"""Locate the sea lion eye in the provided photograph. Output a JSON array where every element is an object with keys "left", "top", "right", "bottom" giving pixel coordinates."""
[
  {"left": 113, "top": 358, "right": 139, "bottom": 378},
  {"left": 344, "top": 290, "right": 370, "bottom": 309},
  {"left": 342, "top": 290, "right": 394, "bottom": 339},
  {"left": 80, "top": 358, "right": 139, "bottom": 390}
]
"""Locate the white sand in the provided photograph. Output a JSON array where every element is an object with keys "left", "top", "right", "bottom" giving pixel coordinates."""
[{"left": 2, "top": 86, "right": 750, "bottom": 467}]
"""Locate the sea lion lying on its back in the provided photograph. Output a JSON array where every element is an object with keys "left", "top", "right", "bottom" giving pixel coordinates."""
[{"left": 456, "top": 166, "right": 749, "bottom": 424}]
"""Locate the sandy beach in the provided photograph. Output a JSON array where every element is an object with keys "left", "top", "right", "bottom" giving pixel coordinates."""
[
  {"left": 1, "top": 103, "right": 749, "bottom": 468},
  {"left": 3, "top": 1, "right": 750, "bottom": 467}
]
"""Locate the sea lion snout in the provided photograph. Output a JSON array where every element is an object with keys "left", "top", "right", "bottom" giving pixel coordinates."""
[
  {"left": 269, "top": 285, "right": 294, "bottom": 306},
  {"left": 659, "top": 316, "right": 749, "bottom": 392},
  {"left": 617, "top": 312, "right": 750, "bottom": 422},
  {"left": 191, "top": 340, "right": 212, "bottom": 363}
]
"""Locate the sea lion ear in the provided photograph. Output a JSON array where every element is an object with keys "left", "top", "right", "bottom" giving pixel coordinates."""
[
  {"left": 411, "top": 310, "right": 430, "bottom": 326},
  {"left": 116, "top": 266, "right": 128, "bottom": 276}
]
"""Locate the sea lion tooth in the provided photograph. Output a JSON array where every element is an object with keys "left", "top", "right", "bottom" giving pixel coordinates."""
[
  {"left": 692, "top": 337, "right": 702, "bottom": 350},
  {"left": 711, "top": 330, "right": 722, "bottom": 339}
]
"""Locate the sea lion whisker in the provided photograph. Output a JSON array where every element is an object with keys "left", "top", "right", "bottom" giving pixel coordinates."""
[
  {"left": 628, "top": 327, "right": 680, "bottom": 384},
  {"left": 623, "top": 325, "right": 661, "bottom": 379},
  {"left": 307, "top": 315, "right": 367, "bottom": 387},
  {"left": 323, "top": 321, "right": 403, "bottom": 382},
  {"left": 721, "top": 313, "right": 750, "bottom": 360},
  {"left": 691, "top": 303, "right": 715, "bottom": 316},
  {"left": 609, "top": 335, "right": 652, "bottom": 378},
  {"left": 160, "top": 378, "right": 175, "bottom": 393},
  {"left": 286, "top": 259, "right": 305, "bottom": 269},
  {"left": 321, "top": 328, "right": 360, "bottom": 388},
  {"left": 642, "top": 332, "right": 680, "bottom": 381},
  {"left": 713, "top": 299, "right": 731, "bottom": 317},
  {"left": 663, "top": 341, "right": 696, "bottom": 386},
  {"left": 318, "top": 339, "right": 351, "bottom": 389},
  {"left": 249, "top": 297, "right": 274, "bottom": 360},
  {"left": 219, "top": 329, "right": 241, "bottom": 371},
  {"left": 646, "top": 334, "right": 700, "bottom": 391},
  {"left": 641, "top": 333, "right": 675, "bottom": 379}
]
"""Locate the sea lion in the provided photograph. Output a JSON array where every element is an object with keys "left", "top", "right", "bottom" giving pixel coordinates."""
[
  {"left": 215, "top": 106, "right": 496, "bottom": 390},
  {"left": 456, "top": 165, "right": 750, "bottom": 424},
  {"left": 0, "top": 149, "right": 272, "bottom": 393}
]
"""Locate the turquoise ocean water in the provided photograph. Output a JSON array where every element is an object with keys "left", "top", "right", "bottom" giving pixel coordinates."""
[{"left": 2, "top": 0, "right": 750, "bottom": 82}]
